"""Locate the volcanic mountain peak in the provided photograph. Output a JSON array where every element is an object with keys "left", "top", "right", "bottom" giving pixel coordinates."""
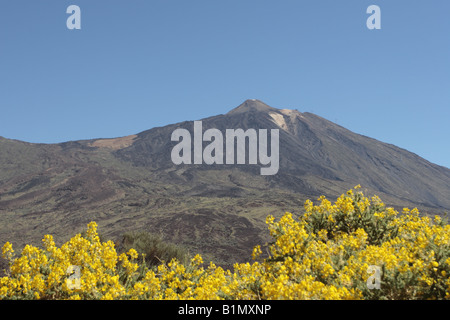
[
  {"left": 227, "top": 99, "right": 278, "bottom": 115},
  {"left": 226, "top": 100, "right": 305, "bottom": 131}
]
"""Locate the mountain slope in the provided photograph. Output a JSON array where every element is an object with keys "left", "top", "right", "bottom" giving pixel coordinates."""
[
  {"left": 1, "top": 99, "right": 449, "bottom": 267},
  {"left": 115, "top": 99, "right": 450, "bottom": 210}
]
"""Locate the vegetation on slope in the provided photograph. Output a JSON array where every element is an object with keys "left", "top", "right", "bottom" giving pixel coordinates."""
[{"left": 1, "top": 186, "right": 449, "bottom": 300}]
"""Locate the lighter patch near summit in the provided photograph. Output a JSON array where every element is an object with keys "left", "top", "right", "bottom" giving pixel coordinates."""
[{"left": 269, "top": 112, "right": 288, "bottom": 131}]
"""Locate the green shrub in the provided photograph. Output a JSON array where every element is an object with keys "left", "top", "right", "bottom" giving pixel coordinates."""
[{"left": 117, "top": 231, "right": 189, "bottom": 268}]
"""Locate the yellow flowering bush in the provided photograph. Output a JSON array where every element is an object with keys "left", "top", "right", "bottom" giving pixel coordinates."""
[
  {"left": 261, "top": 186, "right": 450, "bottom": 300},
  {"left": 1, "top": 186, "right": 449, "bottom": 300}
]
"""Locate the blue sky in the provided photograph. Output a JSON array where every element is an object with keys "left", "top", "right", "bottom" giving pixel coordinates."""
[{"left": 0, "top": 0, "right": 449, "bottom": 168}]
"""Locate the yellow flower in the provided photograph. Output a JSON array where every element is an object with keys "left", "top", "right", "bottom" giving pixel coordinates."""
[
  {"left": 2, "top": 242, "right": 14, "bottom": 260},
  {"left": 127, "top": 248, "right": 139, "bottom": 260},
  {"left": 191, "top": 254, "right": 203, "bottom": 266}
]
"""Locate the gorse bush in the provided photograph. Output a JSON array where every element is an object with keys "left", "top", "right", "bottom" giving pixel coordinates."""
[
  {"left": 1, "top": 186, "right": 450, "bottom": 300},
  {"left": 263, "top": 186, "right": 450, "bottom": 299},
  {"left": 303, "top": 190, "right": 399, "bottom": 245}
]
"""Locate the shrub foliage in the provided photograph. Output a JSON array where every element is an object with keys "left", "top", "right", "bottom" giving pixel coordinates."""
[{"left": 118, "top": 231, "right": 189, "bottom": 268}]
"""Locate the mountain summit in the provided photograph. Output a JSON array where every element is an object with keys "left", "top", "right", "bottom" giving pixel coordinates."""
[
  {"left": 1, "top": 99, "right": 449, "bottom": 267},
  {"left": 227, "top": 99, "right": 277, "bottom": 114}
]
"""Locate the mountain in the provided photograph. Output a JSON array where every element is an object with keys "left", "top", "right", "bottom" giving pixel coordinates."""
[{"left": 1, "top": 99, "right": 449, "bottom": 267}]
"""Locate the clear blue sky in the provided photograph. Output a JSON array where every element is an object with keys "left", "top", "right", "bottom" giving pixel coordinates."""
[{"left": 1, "top": 0, "right": 449, "bottom": 168}]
